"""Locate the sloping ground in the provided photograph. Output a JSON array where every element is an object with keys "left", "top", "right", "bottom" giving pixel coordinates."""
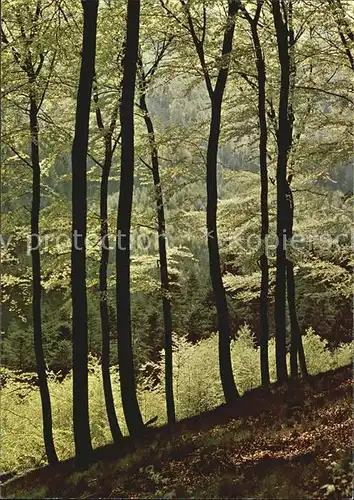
[{"left": 3, "top": 365, "right": 353, "bottom": 499}]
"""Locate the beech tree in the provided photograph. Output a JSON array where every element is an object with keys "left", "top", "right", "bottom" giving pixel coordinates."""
[
  {"left": 327, "top": 0, "right": 354, "bottom": 71},
  {"left": 93, "top": 80, "right": 122, "bottom": 441},
  {"left": 284, "top": 3, "right": 308, "bottom": 379},
  {"left": 1, "top": 0, "right": 352, "bottom": 476},
  {"left": 160, "top": 0, "right": 241, "bottom": 403},
  {"left": 116, "top": 0, "right": 145, "bottom": 436},
  {"left": 241, "top": 0, "right": 270, "bottom": 387},
  {"left": 271, "top": 0, "right": 292, "bottom": 383},
  {"left": 137, "top": 38, "right": 176, "bottom": 424},
  {"left": 71, "top": 0, "right": 99, "bottom": 463},
  {"left": 1, "top": 0, "right": 59, "bottom": 465}
]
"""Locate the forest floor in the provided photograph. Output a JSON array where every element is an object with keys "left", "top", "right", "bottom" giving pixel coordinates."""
[{"left": 3, "top": 364, "right": 353, "bottom": 499}]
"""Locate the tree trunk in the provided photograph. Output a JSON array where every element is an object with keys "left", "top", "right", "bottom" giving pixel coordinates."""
[
  {"left": 207, "top": 0, "right": 240, "bottom": 404},
  {"left": 298, "top": 329, "right": 308, "bottom": 377},
  {"left": 250, "top": 18, "right": 270, "bottom": 388},
  {"left": 100, "top": 138, "right": 123, "bottom": 442},
  {"left": 272, "top": 0, "right": 292, "bottom": 384},
  {"left": 286, "top": 259, "right": 299, "bottom": 377},
  {"left": 139, "top": 92, "right": 176, "bottom": 425},
  {"left": 287, "top": 259, "right": 308, "bottom": 378},
  {"left": 167, "top": 0, "right": 240, "bottom": 403},
  {"left": 285, "top": 0, "right": 308, "bottom": 380},
  {"left": 71, "top": 0, "right": 98, "bottom": 464},
  {"left": 207, "top": 98, "right": 239, "bottom": 402},
  {"left": 29, "top": 88, "right": 58, "bottom": 466},
  {"left": 116, "top": 0, "right": 144, "bottom": 436}
]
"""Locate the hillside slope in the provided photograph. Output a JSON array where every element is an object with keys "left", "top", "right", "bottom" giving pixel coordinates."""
[{"left": 3, "top": 365, "right": 352, "bottom": 499}]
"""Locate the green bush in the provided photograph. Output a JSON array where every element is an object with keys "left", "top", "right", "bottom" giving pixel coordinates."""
[
  {"left": 1, "top": 327, "right": 352, "bottom": 474},
  {"left": 301, "top": 327, "right": 353, "bottom": 375}
]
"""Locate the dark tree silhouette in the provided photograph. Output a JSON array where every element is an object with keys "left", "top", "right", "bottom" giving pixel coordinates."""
[
  {"left": 29, "top": 65, "right": 59, "bottom": 467},
  {"left": 285, "top": 176, "right": 308, "bottom": 378},
  {"left": 242, "top": 0, "right": 270, "bottom": 387},
  {"left": 161, "top": 0, "right": 241, "bottom": 403},
  {"left": 116, "top": 0, "right": 144, "bottom": 436},
  {"left": 272, "top": 0, "right": 293, "bottom": 383},
  {"left": 203, "top": 0, "right": 241, "bottom": 403},
  {"left": 285, "top": 0, "right": 308, "bottom": 380},
  {"left": 1, "top": 4, "right": 59, "bottom": 465},
  {"left": 286, "top": 259, "right": 308, "bottom": 378},
  {"left": 71, "top": 0, "right": 99, "bottom": 464},
  {"left": 93, "top": 82, "right": 122, "bottom": 442},
  {"left": 138, "top": 45, "right": 176, "bottom": 425},
  {"left": 327, "top": 0, "right": 354, "bottom": 71}
]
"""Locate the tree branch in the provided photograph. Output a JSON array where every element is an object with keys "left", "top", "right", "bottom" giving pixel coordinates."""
[
  {"left": 4, "top": 143, "right": 33, "bottom": 169},
  {"left": 295, "top": 85, "right": 354, "bottom": 105}
]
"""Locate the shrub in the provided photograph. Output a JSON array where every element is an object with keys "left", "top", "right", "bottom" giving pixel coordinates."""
[
  {"left": 301, "top": 327, "right": 353, "bottom": 375},
  {"left": 1, "top": 327, "right": 352, "bottom": 474}
]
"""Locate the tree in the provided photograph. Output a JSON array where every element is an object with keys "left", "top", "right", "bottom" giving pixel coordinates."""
[
  {"left": 137, "top": 39, "right": 176, "bottom": 425},
  {"left": 286, "top": 257, "right": 308, "bottom": 377},
  {"left": 241, "top": 0, "right": 270, "bottom": 387},
  {"left": 116, "top": 0, "right": 145, "bottom": 436},
  {"left": 71, "top": 0, "right": 99, "bottom": 464},
  {"left": 327, "top": 0, "right": 354, "bottom": 71},
  {"left": 272, "top": 0, "right": 292, "bottom": 383},
  {"left": 1, "top": 0, "right": 59, "bottom": 465},
  {"left": 93, "top": 79, "right": 123, "bottom": 442},
  {"left": 284, "top": 6, "right": 308, "bottom": 379},
  {"left": 161, "top": 0, "right": 241, "bottom": 403}
]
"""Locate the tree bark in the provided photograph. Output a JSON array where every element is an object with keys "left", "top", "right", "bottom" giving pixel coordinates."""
[
  {"left": 139, "top": 90, "right": 176, "bottom": 425},
  {"left": 327, "top": 0, "right": 354, "bottom": 70},
  {"left": 298, "top": 328, "right": 308, "bottom": 377},
  {"left": 29, "top": 83, "right": 58, "bottom": 466},
  {"left": 163, "top": 0, "right": 240, "bottom": 403},
  {"left": 116, "top": 0, "right": 144, "bottom": 436},
  {"left": 3, "top": 3, "right": 59, "bottom": 465},
  {"left": 71, "top": 0, "right": 99, "bottom": 464},
  {"left": 286, "top": 259, "right": 308, "bottom": 377},
  {"left": 99, "top": 136, "right": 123, "bottom": 442},
  {"left": 207, "top": 98, "right": 239, "bottom": 402},
  {"left": 93, "top": 74, "right": 122, "bottom": 442},
  {"left": 286, "top": 259, "right": 299, "bottom": 377},
  {"left": 272, "top": 0, "right": 292, "bottom": 384},
  {"left": 207, "top": 0, "right": 240, "bottom": 403},
  {"left": 286, "top": 1, "right": 308, "bottom": 380},
  {"left": 248, "top": 11, "right": 270, "bottom": 388}
]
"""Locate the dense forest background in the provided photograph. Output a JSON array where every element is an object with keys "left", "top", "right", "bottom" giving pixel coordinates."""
[{"left": 1, "top": 0, "right": 353, "bottom": 492}]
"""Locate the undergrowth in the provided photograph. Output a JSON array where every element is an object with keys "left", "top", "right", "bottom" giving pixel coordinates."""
[{"left": 1, "top": 326, "right": 352, "bottom": 474}]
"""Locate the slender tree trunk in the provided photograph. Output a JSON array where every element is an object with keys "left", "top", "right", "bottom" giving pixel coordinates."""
[
  {"left": 100, "top": 138, "right": 123, "bottom": 442},
  {"left": 286, "top": 2, "right": 308, "bottom": 380},
  {"left": 249, "top": 18, "right": 270, "bottom": 387},
  {"left": 207, "top": 98, "right": 239, "bottom": 402},
  {"left": 298, "top": 328, "right": 308, "bottom": 377},
  {"left": 29, "top": 86, "right": 58, "bottom": 465},
  {"left": 207, "top": 0, "right": 240, "bottom": 404},
  {"left": 71, "top": 0, "right": 98, "bottom": 464},
  {"left": 286, "top": 258, "right": 307, "bottom": 377},
  {"left": 139, "top": 91, "right": 176, "bottom": 425},
  {"left": 116, "top": 0, "right": 144, "bottom": 436},
  {"left": 164, "top": 0, "right": 240, "bottom": 403},
  {"left": 208, "top": 1, "right": 240, "bottom": 403},
  {"left": 286, "top": 259, "right": 298, "bottom": 377},
  {"left": 272, "top": 0, "right": 292, "bottom": 384}
]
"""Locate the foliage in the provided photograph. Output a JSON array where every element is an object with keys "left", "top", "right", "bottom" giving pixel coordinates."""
[
  {"left": 3, "top": 365, "right": 352, "bottom": 500},
  {"left": 1, "top": 327, "right": 351, "bottom": 475},
  {"left": 1, "top": 0, "right": 353, "bottom": 488}
]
